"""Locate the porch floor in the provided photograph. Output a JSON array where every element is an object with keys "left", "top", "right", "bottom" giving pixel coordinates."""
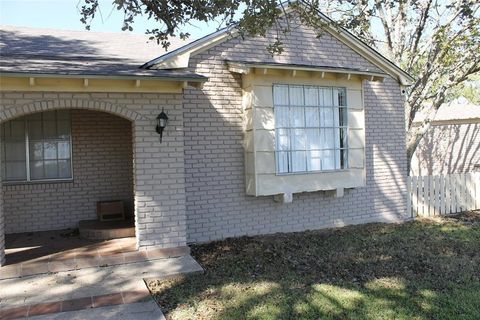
[
  {"left": 1, "top": 229, "right": 190, "bottom": 280},
  {"left": 5, "top": 229, "right": 137, "bottom": 265}
]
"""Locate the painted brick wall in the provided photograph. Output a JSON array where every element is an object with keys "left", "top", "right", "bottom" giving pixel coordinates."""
[
  {"left": 221, "top": 17, "right": 383, "bottom": 73},
  {"left": 2, "top": 109, "right": 134, "bottom": 233},
  {"left": 183, "top": 20, "right": 408, "bottom": 243},
  {"left": 411, "top": 123, "right": 480, "bottom": 175},
  {"left": 0, "top": 92, "right": 187, "bottom": 251}
]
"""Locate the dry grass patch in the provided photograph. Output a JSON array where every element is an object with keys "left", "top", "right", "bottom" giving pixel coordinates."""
[{"left": 148, "top": 211, "right": 480, "bottom": 320}]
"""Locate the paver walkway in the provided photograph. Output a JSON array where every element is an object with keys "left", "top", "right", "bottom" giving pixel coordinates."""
[
  {"left": 29, "top": 300, "right": 166, "bottom": 320},
  {"left": 0, "top": 255, "right": 203, "bottom": 319}
]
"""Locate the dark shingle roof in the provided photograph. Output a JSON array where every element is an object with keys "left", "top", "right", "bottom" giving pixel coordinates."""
[{"left": 0, "top": 26, "right": 205, "bottom": 81}]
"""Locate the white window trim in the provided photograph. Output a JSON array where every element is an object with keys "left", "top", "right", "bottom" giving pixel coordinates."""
[
  {"left": 273, "top": 84, "right": 349, "bottom": 175},
  {"left": 1, "top": 113, "right": 74, "bottom": 184}
]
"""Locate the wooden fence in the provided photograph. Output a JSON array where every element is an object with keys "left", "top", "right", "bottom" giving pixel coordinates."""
[{"left": 407, "top": 172, "right": 480, "bottom": 217}]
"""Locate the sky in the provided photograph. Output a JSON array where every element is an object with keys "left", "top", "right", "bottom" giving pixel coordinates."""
[{"left": 0, "top": 0, "right": 220, "bottom": 40}]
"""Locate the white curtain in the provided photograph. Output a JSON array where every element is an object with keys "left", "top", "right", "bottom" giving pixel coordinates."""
[{"left": 274, "top": 85, "right": 346, "bottom": 173}]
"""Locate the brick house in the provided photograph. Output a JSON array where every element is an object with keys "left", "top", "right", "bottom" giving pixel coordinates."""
[
  {"left": 410, "top": 98, "right": 480, "bottom": 176},
  {"left": 0, "top": 10, "right": 413, "bottom": 266}
]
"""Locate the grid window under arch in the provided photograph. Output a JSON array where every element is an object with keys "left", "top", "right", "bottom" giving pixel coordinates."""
[{"left": 1, "top": 110, "right": 72, "bottom": 182}]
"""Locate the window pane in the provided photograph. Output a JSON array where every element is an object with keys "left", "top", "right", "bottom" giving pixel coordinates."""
[
  {"left": 5, "top": 162, "right": 27, "bottom": 181},
  {"left": 335, "top": 128, "right": 341, "bottom": 150},
  {"left": 306, "top": 129, "right": 320, "bottom": 151},
  {"left": 44, "top": 160, "right": 58, "bottom": 178},
  {"left": 289, "top": 86, "right": 304, "bottom": 106},
  {"left": 275, "top": 106, "right": 289, "bottom": 128},
  {"left": 333, "top": 128, "right": 348, "bottom": 150},
  {"left": 321, "top": 88, "right": 333, "bottom": 106},
  {"left": 338, "top": 107, "right": 347, "bottom": 127},
  {"left": 333, "top": 107, "right": 341, "bottom": 127},
  {"left": 321, "top": 150, "right": 335, "bottom": 170},
  {"left": 333, "top": 88, "right": 340, "bottom": 106},
  {"left": 58, "top": 141, "right": 71, "bottom": 159},
  {"left": 4, "top": 120, "right": 25, "bottom": 139},
  {"left": 304, "top": 87, "right": 318, "bottom": 106},
  {"left": 291, "top": 151, "right": 306, "bottom": 172},
  {"left": 43, "top": 142, "right": 57, "bottom": 160},
  {"left": 321, "top": 128, "right": 335, "bottom": 149},
  {"left": 58, "top": 160, "right": 72, "bottom": 178},
  {"left": 30, "top": 161, "right": 44, "bottom": 180},
  {"left": 335, "top": 149, "right": 341, "bottom": 169},
  {"left": 42, "top": 111, "right": 56, "bottom": 120},
  {"left": 57, "top": 121, "right": 71, "bottom": 139},
  {"left": 291, "top": 107, "right": 305, "bottom": 127},
  {"left": 337, "top": 88, "right": 347, "bottom": 106},
  {"left": 340, "top": 149, "right": 348, "bottom": 169},
  {"left": 28, "top": 120, "right": 43, "bottom": 140},
  {"left": 276, "top": 129, "right": 290, "bottom": 151},
  {"left": 5, "top": 142, "right": 26, "bottom": 161},
  {"left": 57, "top": 111, "right": 71, "bottom": 120},
  {"left": 291, "top": 129, "right": 306, "bottom": 151},
  {"left": 43, "top": 120, "right": 57, "bottom": 139},
  {"left": 274, "top": 85, "right": 289, "bottom": 105},
  {"left": 321, "top": 108, "right": 334, "bottom": 127},
  {"left": 305, "top": 107, "right": 319, "bottom": 127},
  {"left": 27, "top": 113, "right": 42, "bottom": 121},
  {"left": 307, "top": 150, "right": 321, "bottom": 171},
  {"left": 276, "top": 151, "right": 289, "bottom": 173},
  {"left": 30, "top": 141, "right": 43, "bottom": 160}
]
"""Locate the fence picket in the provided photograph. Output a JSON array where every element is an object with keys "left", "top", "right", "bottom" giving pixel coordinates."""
[
  {"left": 412, "top": 176, "right": 418, "bottom": 217},
  {"left": 429, "top": 176, "right": 435, "bottom": 216},
  {"left": 408, "top": 173, "right": 480, "bottom": 217},
  {"left": 445, "top": 175, "right": 451, "bottom": 214},
  {"left": 452, "top": 174, "right": 458, "bottom": 213},
  {"left": 434, "top": 176, "right": 440, "bottom": 215},
  {"left": 423, "top": 176, "right": 430, "bottom": 215},
  {"left": 440, "top": 176, "right": 446, "bottom": 215},
  {"left": 467, "top": 174, "right": 473, "bottom": 209}
]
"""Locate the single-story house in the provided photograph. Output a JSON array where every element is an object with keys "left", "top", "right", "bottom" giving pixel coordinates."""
[
  {"left": 0, "top": 8, "right": 414, "bottom": 266},
  {"left": 411, "top": 98, "right": 480, "bottom": 176}
]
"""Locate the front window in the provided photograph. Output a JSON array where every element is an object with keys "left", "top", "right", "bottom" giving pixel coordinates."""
[
  {"left": 1, "top": 110, "right": 72, "bottom": 182},
  {"left": 274, "top": 84, "right": 348, "bottom": 174}
]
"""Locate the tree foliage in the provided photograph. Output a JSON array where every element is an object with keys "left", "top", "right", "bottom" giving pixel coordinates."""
[{"left": 79, "top": 0, "right": 480, "bottom": 170}]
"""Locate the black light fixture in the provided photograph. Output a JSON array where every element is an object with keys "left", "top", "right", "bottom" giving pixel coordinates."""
[{"left": 156, "top": 108, "right": 169, "bottom": 142}]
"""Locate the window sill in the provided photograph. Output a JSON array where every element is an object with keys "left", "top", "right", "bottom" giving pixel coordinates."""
[
  {"left": 247, "top": 168, "right": 365, "bottom": 196},
  {"left": 275, "top": 169, "right": 349, "bottom": 176},
  {"left": 2, "top": 178, "right": 74, "bottom": 186}
]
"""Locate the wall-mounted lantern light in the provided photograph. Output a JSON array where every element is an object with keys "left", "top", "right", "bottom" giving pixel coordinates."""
[{"left": 156, "top": 108, "right": 169, "bottom": 143}]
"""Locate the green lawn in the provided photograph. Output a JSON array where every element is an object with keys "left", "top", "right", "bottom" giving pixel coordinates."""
[{"left": 148, "top": 211, "right": 480, "bottom": 320}]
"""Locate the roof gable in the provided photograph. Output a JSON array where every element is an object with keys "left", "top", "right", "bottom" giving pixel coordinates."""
[{"left": 142, "top": 9, "right": 413, "bottom": 86}]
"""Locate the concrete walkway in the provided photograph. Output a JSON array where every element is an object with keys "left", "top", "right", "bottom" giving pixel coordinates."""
[
  {"left": 29, "top": 300, "right": 165, "bottom": 320},
  {"left": 0, "top": 255, "right": 203, "bottom": 319}
]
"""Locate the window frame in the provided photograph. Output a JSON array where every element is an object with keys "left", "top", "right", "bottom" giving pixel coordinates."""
[
  {"left": 273, "top": 84, "right": 349, "bottom": 175},
  {"left": 1, "top": 111, "right": 74, "bottom": 184}
]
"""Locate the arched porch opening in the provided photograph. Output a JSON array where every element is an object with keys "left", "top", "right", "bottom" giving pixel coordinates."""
[{"left": 0, "top": 105, "right": 138, "bottom": 268}]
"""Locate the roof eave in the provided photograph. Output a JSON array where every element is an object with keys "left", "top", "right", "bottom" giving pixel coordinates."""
[
  {"left": 143, "top": 6, "right": 414, "bottom": 86},
  {"left": 0, "top": 71, "right": 207, "bottom": 82}
]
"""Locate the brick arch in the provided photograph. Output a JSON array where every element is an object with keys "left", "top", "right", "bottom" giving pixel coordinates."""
[{"left": 0, "top": 99, "right": 145, "bottom": 123}]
